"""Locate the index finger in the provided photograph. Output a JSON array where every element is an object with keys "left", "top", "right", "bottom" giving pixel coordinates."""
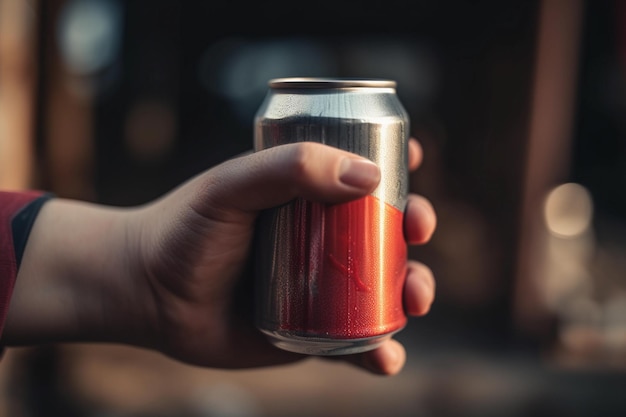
[{"left": 408, "top": 138, "right": 423, "bottom": 172}]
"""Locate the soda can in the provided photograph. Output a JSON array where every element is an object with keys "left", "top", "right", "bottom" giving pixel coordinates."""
[{"left": 254, "top": 77, "right": 410, "bottom": 355}]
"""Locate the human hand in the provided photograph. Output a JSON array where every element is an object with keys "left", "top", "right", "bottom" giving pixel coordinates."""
[{"left": 131, "top": 138, "right": 436, "bottom": 375}]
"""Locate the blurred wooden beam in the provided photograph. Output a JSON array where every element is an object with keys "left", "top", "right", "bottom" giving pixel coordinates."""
[
  {"left": 514, "top": 0, "right": 585, "bottom": 339},
  {"left": 0, "top": 0, "right": 38, "bottom": 190},
  {"left": 40, "top": 0, "right": 96, "bottom": 200}
]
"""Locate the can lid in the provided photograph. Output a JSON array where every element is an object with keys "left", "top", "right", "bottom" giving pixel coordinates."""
[{"left": 268, "top": 77, "right": 396, "bottom": 89}]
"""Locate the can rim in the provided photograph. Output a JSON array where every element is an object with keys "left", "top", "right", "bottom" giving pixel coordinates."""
[{"left": 268, "top": 77, "right": 396, "bottom": 89}]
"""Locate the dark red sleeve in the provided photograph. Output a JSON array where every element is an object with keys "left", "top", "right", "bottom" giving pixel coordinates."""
[{"left": 0, "top": 191, "right": 53, "bottom": 340}]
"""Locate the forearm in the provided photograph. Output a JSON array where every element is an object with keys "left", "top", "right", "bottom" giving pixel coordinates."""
[{"left": 2, "top": 199, "right": 155, "bottom": 347}]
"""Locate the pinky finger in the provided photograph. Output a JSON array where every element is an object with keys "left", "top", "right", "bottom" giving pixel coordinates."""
[{"left": 332, "top": 338, "right": 407, "bottom": 376}]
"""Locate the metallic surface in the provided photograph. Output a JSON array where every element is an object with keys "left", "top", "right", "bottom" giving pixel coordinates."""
[
  {"left": 254, "top": 78, "right": 410, "bottom": 355},
  {"left": 255, "top": 77, "right": 409, "bottom": 211}
]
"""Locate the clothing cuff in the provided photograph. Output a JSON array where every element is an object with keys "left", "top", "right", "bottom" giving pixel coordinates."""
[{"left": 0, "top": 191, "right": 54, "bottom": 342}]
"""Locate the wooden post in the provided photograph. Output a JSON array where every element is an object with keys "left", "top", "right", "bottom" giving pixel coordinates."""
[
  {"left": 514, "top": 0, "right": 585, "bottom": 339},
  {"left": 0, "top": 0, "right": 38, "bottom": 190}
]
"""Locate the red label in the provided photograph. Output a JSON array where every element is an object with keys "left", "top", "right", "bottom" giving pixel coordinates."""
[{"left": 276, "top": 195, "right": 407, "bottom": 338}]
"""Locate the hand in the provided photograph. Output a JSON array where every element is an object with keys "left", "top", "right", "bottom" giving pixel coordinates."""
[
  {"left": 131, "top": 138, "right": 436, "bottom": 375},
  {"left": 5, "top": 139, "right": 436, "bottom": 377}
]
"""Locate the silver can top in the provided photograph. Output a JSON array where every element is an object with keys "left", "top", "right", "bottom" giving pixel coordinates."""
[{"left": 268, "top": 77, "right": 396, "bottom": 89}]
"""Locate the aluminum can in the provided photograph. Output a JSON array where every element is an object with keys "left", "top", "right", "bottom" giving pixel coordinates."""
[{"left": 254, "top": 77, "right": 410, "bottom": 355}]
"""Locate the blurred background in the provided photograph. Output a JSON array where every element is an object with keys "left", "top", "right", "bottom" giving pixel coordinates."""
[{"left": 1, "top": 0, "right": 626, "bottom": 415}]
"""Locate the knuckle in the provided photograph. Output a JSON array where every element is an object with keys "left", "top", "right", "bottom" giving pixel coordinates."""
[
  {"left": 409, "top": 260, "right": 435, "bottom": 286},
  {"left": 286, "top": 142, "right": 317, "bottom": 181}
]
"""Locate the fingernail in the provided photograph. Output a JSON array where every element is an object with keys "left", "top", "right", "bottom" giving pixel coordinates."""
[{"left": 339, "top": 158, "right": 380, "bottom": 190}]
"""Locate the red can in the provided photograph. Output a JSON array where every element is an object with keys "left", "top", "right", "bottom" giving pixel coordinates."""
[{"left": 254, "top": 78, "right": 410, "bottom": 355}]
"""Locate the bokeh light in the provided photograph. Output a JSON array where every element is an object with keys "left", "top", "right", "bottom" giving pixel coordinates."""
[{"left": 544, "top": 182, "right": 593, "bottom": 238}]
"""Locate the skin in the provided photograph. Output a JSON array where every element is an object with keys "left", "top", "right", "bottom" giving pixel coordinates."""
[{"left": 2, "top": 138, "right": 436, "bottom": 376}]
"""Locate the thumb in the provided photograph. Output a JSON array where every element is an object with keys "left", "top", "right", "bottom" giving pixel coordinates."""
[{"left": 189, "top": 142, "right": 381, "bottom": 219}]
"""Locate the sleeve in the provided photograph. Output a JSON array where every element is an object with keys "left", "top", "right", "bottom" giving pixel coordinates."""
[{"left": 0, "top": 191, "right": 54, "bottom": 341}]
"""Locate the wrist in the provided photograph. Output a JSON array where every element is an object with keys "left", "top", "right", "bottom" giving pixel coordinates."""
[{"left": 3, "top": 199, "right": 157, "bottom": 348}]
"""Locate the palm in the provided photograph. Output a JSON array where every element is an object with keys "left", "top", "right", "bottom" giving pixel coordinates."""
[{"left": 140, "top": 185, "right": 301, "bottom": 368}]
